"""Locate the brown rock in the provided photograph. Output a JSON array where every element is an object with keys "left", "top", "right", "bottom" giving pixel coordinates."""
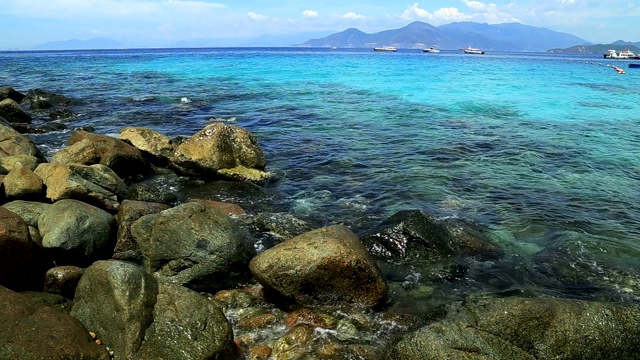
[
  {"left": 120, "top": 126, "right": 174, "bottom": 165},
  {"left": 171, "top": 122, "right": 266, "bottom": 180},
  {"left": 250, "top": 225, "right": 389, "bottom": 308},
  {"left": 0, "top": 207, "right": 39, "bottom": 291},
  {"left": 3, "top": 166, "right": 44, "bottom": 199},
  {"left": 58, "top": 130, "right": 151, "bottom": 178},
  {"left": 0, "top": 286, "right": 110, "bottom": 360}
]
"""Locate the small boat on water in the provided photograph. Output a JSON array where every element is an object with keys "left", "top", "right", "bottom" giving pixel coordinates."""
[
  {"left": 629, "top": 63, "right": 640, "bottom": 68},
  {"left": 604, "top": 49, "right": 639, "bottom": 59},
  {"left": 373, "top": 46, "right": 397, "bottom": 52},
  {"left": 462, "top": 47, "right": 485, "bottom": 54},
  {"left": 423, "top": 47, "right": 440, "bottom": 53}
]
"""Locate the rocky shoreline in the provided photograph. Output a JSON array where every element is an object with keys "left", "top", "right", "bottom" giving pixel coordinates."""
[{"left": 1, "top": 86, "right": 640, "bottom": 359}]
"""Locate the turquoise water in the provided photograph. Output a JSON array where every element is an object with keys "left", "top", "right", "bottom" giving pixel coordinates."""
[{"left": 2, "top": 48, "right": 640, "bottom": 302}]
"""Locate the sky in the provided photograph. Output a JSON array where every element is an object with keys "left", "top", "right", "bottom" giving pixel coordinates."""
[{"left": 1, "top": 0, "right": 639, "bottom": 49}]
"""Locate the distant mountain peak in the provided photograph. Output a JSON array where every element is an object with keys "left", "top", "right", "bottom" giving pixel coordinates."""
[{"left": 299, "top": 21, "right": 588, "bottom": 51}]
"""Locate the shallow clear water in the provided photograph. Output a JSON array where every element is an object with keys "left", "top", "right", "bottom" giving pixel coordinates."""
[{"left": 2, "top": 47, "right": 640, "bottom": 303}]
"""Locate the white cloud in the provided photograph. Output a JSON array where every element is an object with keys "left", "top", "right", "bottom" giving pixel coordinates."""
[
  {"left": 434, "top": 7, "right": 471, "bottom": 21},
  {"left": 302, "top": 10, "right": 318, "bottom": 18},
  {"left": 247, "top": 12, "right": 268, "bottom": 20},
  {"left": 401, "top": 3, "right": 433, "bottom": 20},
  {"left": 463, "top": 1, "right": 487, "bottom": 11},
  {"left": 336, "top": 12, "right": 367, "bottom": 20}
]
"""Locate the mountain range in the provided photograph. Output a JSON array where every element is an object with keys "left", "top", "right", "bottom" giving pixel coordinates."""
[
  {"left": 548, "top": 40, "right": 640, "bottom": 54},
  {"left": 299, "top": 21, "right": 588, "bottom": 52}
]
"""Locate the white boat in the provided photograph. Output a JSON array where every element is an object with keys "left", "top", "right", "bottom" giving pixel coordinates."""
[
  {"left": 604, "top": 49, "right": 639, "bottom": 59},
  {"left": 423, "top": 47, "right": 440, "bottom": 53},
  {"left": 462, "top": 47, "right": 484, "bottom": 54},
  {"left": 373, "top": 46, "right": 397, "bottom": 52}
]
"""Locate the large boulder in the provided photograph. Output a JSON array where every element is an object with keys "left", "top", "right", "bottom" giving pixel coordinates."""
[
  {"left": 0, "top": 285, "right": 110, "bottom": 360},
  {"left": 0, "top": 98, "right": 31, "bottom": 123},
  {"left": 171, "top": 122, "right": 269, "bottom": 183},
  {"left": 0, "top": 121, "right": 45, "bottom": 160},
  {"left": 71, "top": 260, "right": 157, "bottom": 360},
  {"left": 34, "top": 162, "right": 126, "bottom": 212},
  {"left": 120, "top": 126, "right": 174, "bottom": 166},
  {"left": 391, "top": 297, "right": 640, "bottom": 360},
  {"left": 131, "top": 202, "right": 256, "bottom": 293},
  {"left": 250, "top": 225, "right": 388, "bottom": 308},
  {"left": 135, "top": 283, "right": 235, "bottom": 360},
  {"left": 54, "top": 131, "right": 151, "bottom": 179},
  {"left": 0, "top": 207, "right": 39, "bottom": 291},
  {"left": 38, "top": 199, "right": 116, "bottom": 266},
  {"left": 71, "top": 260, "right": 235, "bottom": 360}
]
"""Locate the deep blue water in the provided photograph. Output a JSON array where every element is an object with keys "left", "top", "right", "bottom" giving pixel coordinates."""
[{"left": 2, "top": 47, "right": 640, "bottom": 302}]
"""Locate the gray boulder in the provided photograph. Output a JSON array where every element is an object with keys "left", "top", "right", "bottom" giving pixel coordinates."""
[
  {"left": 250, "top": 225, "right": 388, "bottom": 308},
  {"left": 2, "top": 200, "right": 51, "bottom": 228},
  {"left": 131, "top": 202, "right": 256, "bottom": 293},
  {"left": 35, "top": 162, "right": 126, "bottom": 212},
  {"left": 135, "top": 283, "right": 235, "bottom": 360},
  {"left": 0, "top": 98, "right": 31, "bottom": 123},
  {"left": 0, "top": 207, "right": 39, "bottom": 291},
  {"left": 71, "top": 260, "right": 157, "bottom": 360},
  {"left": 391, "top": 297, "right": 640, "bottom": 360},
  {"left": 38, "top": 199, "right": 116, "bottom": 265},
  {"left": 0, "top": 285, "right": 110, "bottom": 360},
  {"left": 171, "top": 122, "right": 269, "bottom": 183},
  {"left": 71, "top": 260, "right": 235, "bottom": 360}
]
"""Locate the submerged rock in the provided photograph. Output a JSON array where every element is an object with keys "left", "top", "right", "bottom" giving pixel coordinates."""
[
  {"left": 0, "top": 98, "right": 31, "bottom": 123},
  {"left": 250, "top": 225, "right": 388, "bottom": 309},
  {"left": 391, "top": 297, "right": 640, "bottom": 359},
  {"left": 360, "top": 210, "right": 458, "bottom": 262},
  {"left": 0, "top": 87, "right": 26, "bottom": 103}
]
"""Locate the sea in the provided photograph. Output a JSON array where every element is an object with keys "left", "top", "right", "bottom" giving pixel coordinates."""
[{"left": 1, "top": 47, "right": 640, "bottom": 307}]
